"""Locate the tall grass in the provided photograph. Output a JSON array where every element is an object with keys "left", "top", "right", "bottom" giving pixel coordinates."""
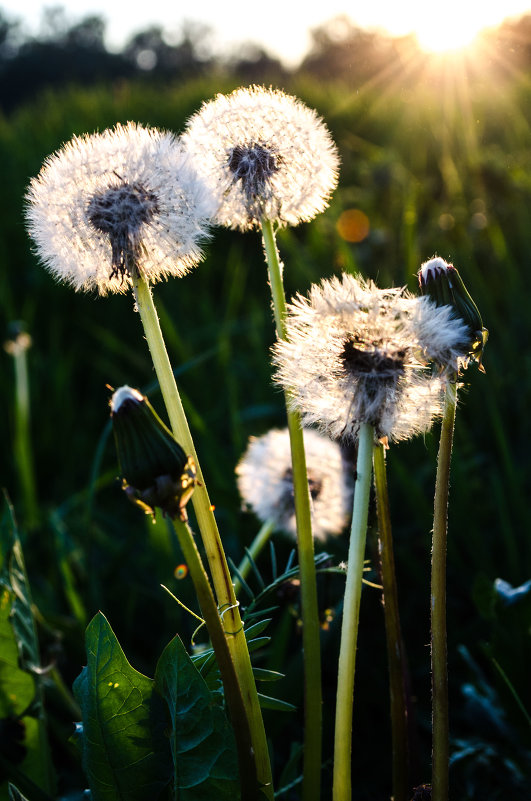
[{"left": 1, "top": 72, "right": 531, "bottom": 799}]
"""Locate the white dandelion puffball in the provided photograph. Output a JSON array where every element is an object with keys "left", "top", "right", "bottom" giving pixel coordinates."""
[
  {"left": 26, "top": 122, "right": 215, "bottom": 295},
  {"left": 182, "top": 85, "right": 339, "bottom": 230},
  {"left": 236, "top": 427, "right": 353, "bottom": 542},
  {"left": 274, "top": 273, "right": 447, "bottom": 444}
]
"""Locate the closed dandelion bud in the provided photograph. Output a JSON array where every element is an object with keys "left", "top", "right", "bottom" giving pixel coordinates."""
[
  {"left": 418, "top": 257, "right": 488, "bottom": 369},
  {"left": 110, "top": 386, "right": 197, "bottom": 521}
]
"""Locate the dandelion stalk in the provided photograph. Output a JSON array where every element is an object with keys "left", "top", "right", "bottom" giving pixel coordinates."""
[
  {"left": 373, "top": 442, "right": 409, "bottom": 801},
  {"left": 171, "top": 515, "right": 259, "bottom": 800},
  {"left": 131, "top": 271, "right": 273, "bottom": 799},
  {"left": 233, "top": 518, "right": 276, "bottom": 597},
  {"left": 333, "top": 422, "right": 373, "bottom": 801},
  {"left": 4, "top": 328, "right": 39, "bottom": 529},
  {"left": 431, "top": 380, "right": 457, "bottom": 801},
  {"left": 262, "top": 216, "right": 323, "bottom": 801}
]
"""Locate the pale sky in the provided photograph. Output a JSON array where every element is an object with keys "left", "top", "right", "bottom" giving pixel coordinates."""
[{"left": 2, "top": 0, "right": 531, "bottom": 64}]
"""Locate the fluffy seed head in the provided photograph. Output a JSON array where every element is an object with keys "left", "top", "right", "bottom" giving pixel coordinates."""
[
  {"left": 236, "top": 428, "right": 353, "bottom": 542},
  {"left": 25, "top": 122, "right": 215, "bottom": 295},
  {"left": 273, "top": 273, "right": 446, "bottom": 444},
  {"left": 182, "top": 85, "right": 339, "bottom": 230}
]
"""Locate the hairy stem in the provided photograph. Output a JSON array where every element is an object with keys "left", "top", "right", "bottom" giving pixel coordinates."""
[
  {"left": 261, "top": 217, "right": 323, "bottom": 801},
  {"left": 172, "top": 516, "right": 259, "bottom": 800},
  {"left": 373, "top": 442, "right": 409, "bottom": 801},
  {"left": 431, "top": 381, "right": 457, "bottom": 801},
  {"left": 333, "top": 422, "right": 373, "bottom": 801},
  {"left": 131, "top": 270, "right": 273, "bottom": 799}
]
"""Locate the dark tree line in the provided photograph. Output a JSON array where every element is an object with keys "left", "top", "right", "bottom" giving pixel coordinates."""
[{"left": 2, "top": 7, "right": 531, "bottom": 112}]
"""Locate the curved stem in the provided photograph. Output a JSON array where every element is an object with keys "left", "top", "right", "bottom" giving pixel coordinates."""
[
  {"left": 431, "top": 381, "right": 457, "bottom": 801},
  {"left": 373, "top": 442, "right": 409, "bottom": 801},
  {"left": 131, "top": 271, "right": 273, "bottom": 799},
  {"left": 233, "top": 518, "right": 276, "bottom": 598},
  {"left": 333, "top": 422, "right": 373, "bottom": 801},
  {"left": 261, "top": 217, "right": 323, "bottom": 801},
  {"left": 171, "top": 516, "right": 259, "bottom": 800}
]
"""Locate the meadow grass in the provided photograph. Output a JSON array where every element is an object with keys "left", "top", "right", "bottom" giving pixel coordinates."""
[{"left": 1, "top": 72, "right": 531, "bottom": 799}]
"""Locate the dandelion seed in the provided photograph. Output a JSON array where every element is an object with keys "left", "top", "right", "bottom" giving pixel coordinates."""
[
  {"left": 26, "top": 122, "right": 214, "bottom": 295},
  {"left": 236, "top": 427, "right": 353, "bottom": 542},
  {"left": 182, "top": 85, "right": 339, "bottom": 230},
  {"left": 273, "top": 273, "right": 447, "bottom": 443}
]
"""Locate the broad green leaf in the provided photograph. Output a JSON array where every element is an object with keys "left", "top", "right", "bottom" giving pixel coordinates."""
[
  {"left": 0, "top": 587, "right": 35, "bottom": 718},
  {"left": 154, "top": 634, "right": 239, "bottom": 801},
  {"left": 73, "top": 612, "right": 171, "bottom": 801}
]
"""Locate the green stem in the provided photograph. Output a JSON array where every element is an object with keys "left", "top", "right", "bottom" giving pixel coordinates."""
[
  {"left": 9, "top": 336, "right": 39, "bottom": 529},
  {"left": 131, "top": 270, "right": 273, "bottom": 799},
  {"left": 172, "top": 516, "right": 259, "bottom": 800},
  {"left": 431, "top": 381, "right": 457, "bottom": 801},
  {"left": 373, "top": 443, "right": 409, "bottom": 801},
  {"left": 233, "top": 518, "right": 276, "bottom": 597},
  {"left": 261, "top": 217, "right": 323, "bottom": 801},
  {"left": 333, "top": 422, "right": 373, "bottom": 801}
]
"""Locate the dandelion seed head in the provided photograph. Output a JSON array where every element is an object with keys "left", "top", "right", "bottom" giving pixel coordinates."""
[
  {"left": 273, "top": 273, "right": 444, "bottom": 443},
  {"left": 182, "top": 85, "right": 339, "bottom": 230},
  {"left": 26, "top": 122, "right": 215, "bottom": 295},
  {"left": 236, "top": 428, "right": 353, "bottom": 542}
]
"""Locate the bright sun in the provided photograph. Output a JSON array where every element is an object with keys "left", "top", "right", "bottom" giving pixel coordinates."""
[{"left": 415, "top": 16, "right": 481, "bottom": 54}]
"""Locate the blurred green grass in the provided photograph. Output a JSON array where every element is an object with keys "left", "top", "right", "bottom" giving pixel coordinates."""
[{"left": 1, "top": 73, "right": 531, "bottom": 798}]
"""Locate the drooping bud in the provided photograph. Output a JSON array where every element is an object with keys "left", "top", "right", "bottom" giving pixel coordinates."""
[
  {"left": 418, "top": 257, "right": 488, "bottom": 370},
  {"left": 110, "top": 386, "right": 197, "bottom": 521}
]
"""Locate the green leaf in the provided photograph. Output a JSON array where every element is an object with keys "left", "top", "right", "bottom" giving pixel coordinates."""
[
  {"left": 154, "top": 634, "right": 239, "bottom": 801},
  {"left": 256, "top": 693, "right": 296, "bottom": 713},
  {"left": 73, "top": 612, "right": 171, "bottom": 801},
  {"left": 0, "top": 587, "right": 35, "bottom": 718},
  {"left": 252, "top": 668, "right": 284, "bottom": 682}
]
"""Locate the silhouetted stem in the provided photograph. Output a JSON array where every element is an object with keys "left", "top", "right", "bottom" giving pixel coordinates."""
[
  {"left": 373, "top": 442, "right": 409, "bottom": 801},
  {"left": 431, "top": 381, "right": 457, "bottom": 801},
  {"left": 333, "top": 422, "right": 373, "bottom": 801},
  {"left": 233, "top": 518, "right": 276, "bottom": 597},
  {"left": 261, "top": 217, "right": 323, "bottom": 801},
  {"left": 131, "top": 270, "right": 273, "bottom": 800}
]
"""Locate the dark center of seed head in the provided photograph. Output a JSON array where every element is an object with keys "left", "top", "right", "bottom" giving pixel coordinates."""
[
  {"left": 341, "top": 335, "right": 406, "bottom": 377},
  {"left": 87, "top": 180, "right": 159, "bottom": 280},
  {"left": 227, "top": 143, "right": 281, "bottom": 200}
]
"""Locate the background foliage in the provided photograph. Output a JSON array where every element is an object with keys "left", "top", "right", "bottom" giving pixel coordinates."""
[{"left": 1, "top": 10, "right": 531, "bottom": 799}]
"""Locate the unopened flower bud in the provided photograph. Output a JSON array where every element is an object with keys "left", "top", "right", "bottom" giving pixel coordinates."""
[
  {"left": 418, "top": 257, "right": 488, "bottom": 369},
  {"left": 110, "top": 386, "right": 197, "bottom": 521}
]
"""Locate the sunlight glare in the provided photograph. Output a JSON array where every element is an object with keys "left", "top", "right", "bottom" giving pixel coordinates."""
[{"left": 412, "top": 10, "right": 483, "bottom": 54}]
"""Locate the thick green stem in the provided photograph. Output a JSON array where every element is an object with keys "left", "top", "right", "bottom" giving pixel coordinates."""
[
  {"left": 131, "top": 270, "right": 273, "bottom": 799},
  {"left": 333, "top": 422, "right": 373, "bottom": 801},
  {"left": 431, "top": 381, "right": 457, "bottom": 801},
  {"left": 261, "top": 217, "right": 323, "bottom": 801},
  {"left": 233, "top": 518, "right": 276, "bottom": 598},
  {"left": 373, "top": 443, "right": 409, "bottom": 801},
  {"left": 172, "top": 516, "right": 259, "bottom": 800}
]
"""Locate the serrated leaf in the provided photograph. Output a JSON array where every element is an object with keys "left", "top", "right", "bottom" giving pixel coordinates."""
[
  {"left": 0, "top": 587, "right": 35, "bottom": 718},
  {"left": 73, "top": 612, "right": 171, "bottom": 801},
  {"left": 154, "top": 634, "right": 239, "bottom": 801},
  {"left": 257, "top": 693, "right": 296, "bottom": 712}
]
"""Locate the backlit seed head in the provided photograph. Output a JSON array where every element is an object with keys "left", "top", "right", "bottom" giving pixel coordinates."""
[
  {"left": 236, "top": 428, "right": 353, "bottom": 542},
  {"left": 26, "top": 122, "right": 214, "bottom": 295},
  {"left": 273, "top": 273, "right": 445, "bottom": 443},
  {"left": 182, "top": 85, "right": 339, "bottom": 230}
]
